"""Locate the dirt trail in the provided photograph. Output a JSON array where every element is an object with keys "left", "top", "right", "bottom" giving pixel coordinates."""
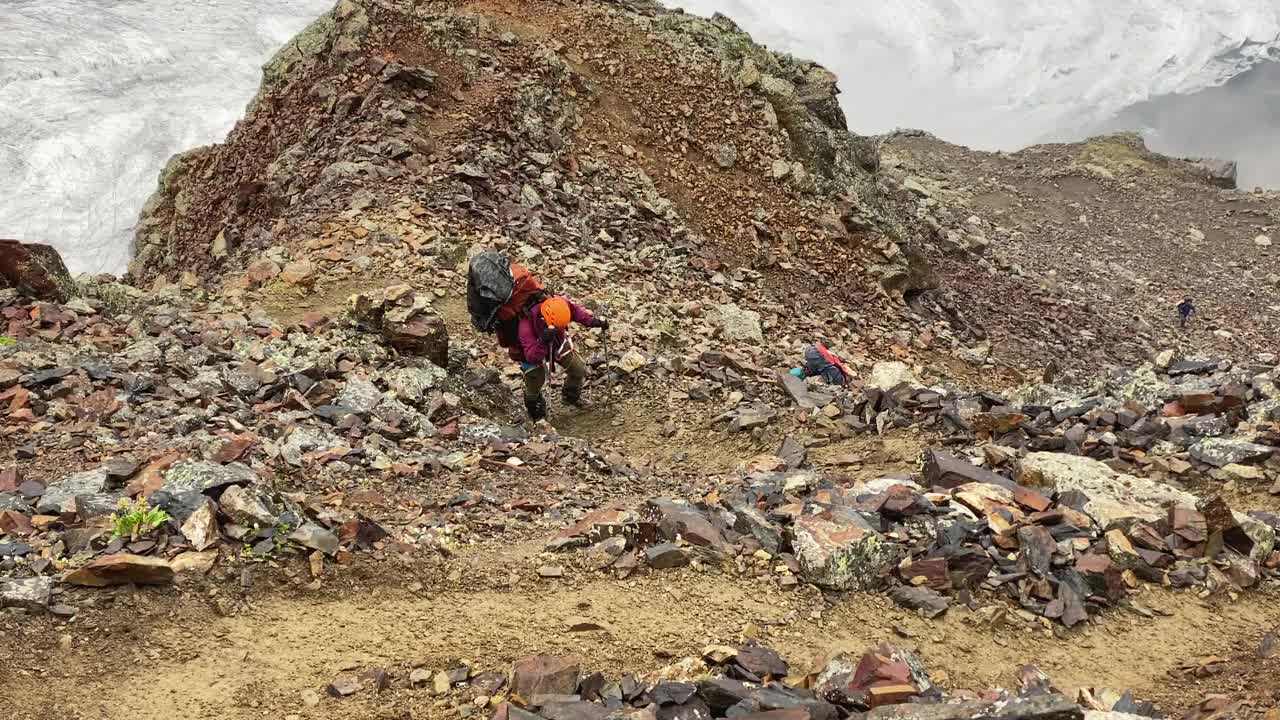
[{"left": 6, "top": 558, "right": 1274, "bottom": 720}]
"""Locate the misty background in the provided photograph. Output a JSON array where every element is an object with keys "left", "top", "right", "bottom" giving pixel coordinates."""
[
  {"left": 3, "top": 0, "right": 1280, "bottom": 275},
  {"left": 675, "top": 0, "right": 1280, "bottom": 187}
]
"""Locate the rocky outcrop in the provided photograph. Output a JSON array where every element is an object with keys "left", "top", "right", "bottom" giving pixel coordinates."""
[
  {"left": 129, "top": 146, "right": 215, "bottom": 278},
  {"left": 792, "top": 509, "right": 896, "bottom": 591},
  {"left": 0, "top": 239, "right": 70, "bottom": 301},
  {"left": 1188, "top": 157, "right": 1238, "bottom": 190},
  {"left": 123, "top": 0, "right": 922, "bottom": 335},
  {"left": 646, "top": 8, "right": 882, "bottom": 191},
  {"left": 349, "top": 286, "right": 449, "bottom": 368}
]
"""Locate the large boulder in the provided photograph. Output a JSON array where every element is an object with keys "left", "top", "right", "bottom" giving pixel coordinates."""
[
  {"left": 867, "top": 362, "right": 920, "bottom": 392},
  {"left": 64, "top": 554, "right": 174, "bottom": 587},
  {"left": 0, "top": 240, "right": 71, "bottom": 301},
  {"left": 349, "top": 286, "right": 449, "bottom": 368},
  {"left": 1190, "top": 158, "right": 1238, "bottom": 190},
  {"left": 792, "top": 507, "right": 897, "bottom": 590},
  {"left": 707, "top": 304, "right": 763, "bottom": 344},
  {"left": 1018, "top": 453, "right": 1198, "bottom": 529}
]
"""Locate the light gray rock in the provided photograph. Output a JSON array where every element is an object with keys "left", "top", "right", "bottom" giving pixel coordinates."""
[
  {"left": 1085, "top": 713, "right": 1154, "bottom": 720},
  {"left": 337, "top": 376, "right": 383, "bottom": 413},
  {"left": 289, "top": 522, "right": 340, "bottom": 556},
  {"left": 218, "top": 485, "right": 278, "bottom": 528},
  {"left": 36, "top": 468, "right": 111, "bottom": 514},
  {"left": 1112, "top": 364, "right": 1171, "bottom": 408},
  {"left": 0, "top": 493, "right": 33, "bottom": 513},
  {"left": 382, "top": 364, "right": 448, "bottom": 403},
  {"left": 280, "top": 425, "right": 342, "bottom": 467},
  {"left": 1234, "top": 512, "right": 1277, "bottom": 561},
  {"left": 868, "top": 695, "right": 1082, "bottom": 720},
  {"left": 1190, "top": 438, "right": 1275, "bottom": 467},
  {"left": 866, "top": 361, "right": 920, "bottom": 392},
  {"left": 180, "top": 499, "right": 220, "bottom": 551},
  {"left": 0, "top": 577, "right": 54, "bottom": 611},
  {"left": 161, "top": 461, "right": 258, "bottom": 496},
  {"left": 714, "top": 143, "right": 738, "bottom": 169},
  {"left": 707, "top": 304, "right": 763, "bottom": 343},
  {"left": 1191, "top": 158, "right": 1238, "bottom": 189},
  {"left": 1018, "top": 452, "right": 1198, "bottom": 529},
  {"left": 902, "top": 177, "right": 932, "bottom": 198}
]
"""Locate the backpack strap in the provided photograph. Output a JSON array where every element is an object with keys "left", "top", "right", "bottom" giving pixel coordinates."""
[{"left": 816, "top": 343, "right": 851, "bottom": 385}]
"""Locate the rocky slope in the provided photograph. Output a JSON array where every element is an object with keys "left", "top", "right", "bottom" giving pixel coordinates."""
[
  {"left": 122, "top": 0, "right": 1280, "bottom": 382},
  {"left": 884, "top": 132, "right": 1280, "bottom": 374},
  {"left": 3, "top": 1, "right": 1280, "bottom": 719}
]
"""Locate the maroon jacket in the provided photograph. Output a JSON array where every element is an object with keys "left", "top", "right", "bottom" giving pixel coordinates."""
[{"left": 518, "top": 297, "right": 596, "bottom": 365}]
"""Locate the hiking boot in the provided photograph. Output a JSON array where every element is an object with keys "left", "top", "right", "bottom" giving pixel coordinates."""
[
  {"left": 561, "top": 385, "right": 583, "bottom": 407},
  {"left": 525, "top": 395, "right": 547, "bottom": 421}
]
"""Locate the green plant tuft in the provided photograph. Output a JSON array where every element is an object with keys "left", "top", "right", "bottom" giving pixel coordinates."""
[{"left": 109, "top": 497, "right": 172, "bottom": 541}]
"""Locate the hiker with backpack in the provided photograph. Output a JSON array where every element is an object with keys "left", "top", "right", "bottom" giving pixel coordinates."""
[
  {"left": 517, "top": 295, "right": 608, "bottom": 420},
  {"left": 1177, "top": 297, "right": 1196, "bottom": 330},
  {"left": 789, "top": 343, "right": 851, "bottom": 386},
  {"left": 468, "top": 252, "right": 609, "bottom": 422}
]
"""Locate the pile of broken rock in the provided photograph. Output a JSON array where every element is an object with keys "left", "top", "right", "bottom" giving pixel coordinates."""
[
  {"left": 0, "top": 283, "right": 542, "bottom": 612},
  {"left": 551, "top": 448, "right": 1277, "bottom": 629},
  {"left": 773, "top": 357, "right": 1280, "bottom": 483},
  {"left": 551, "top": 358, "right": 1280, "bottom": 629},
  {"left": 323, "top": 640, "right": 1188, "bottom": 720}
]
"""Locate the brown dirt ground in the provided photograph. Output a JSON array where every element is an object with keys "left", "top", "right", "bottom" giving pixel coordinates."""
[{"left": 2, "top": 542, "right": 1275, "bottom": 720}]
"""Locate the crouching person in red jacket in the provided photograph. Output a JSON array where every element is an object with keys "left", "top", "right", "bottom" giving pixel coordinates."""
[{"left": 518, "top": 296, "right": 608, "bottom": 421}]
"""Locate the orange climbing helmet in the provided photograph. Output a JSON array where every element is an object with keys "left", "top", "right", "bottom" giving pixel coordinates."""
[{"left": 540, "top": 296, "right": 572, "bottom": 330}]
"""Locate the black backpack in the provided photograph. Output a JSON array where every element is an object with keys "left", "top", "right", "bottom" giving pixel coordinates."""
[{"left": 467, "top": 252, "right": 515, "bottom": 332}]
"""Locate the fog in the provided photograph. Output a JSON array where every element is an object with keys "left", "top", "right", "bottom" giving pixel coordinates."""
[
  {"left": 667, "top": 0, "right": 1280, "bottom": 177},
  {"left": 1106, "top": 60, "right": 1280, "bottom": 189},
  {"left": 0, "top": 0, "right": 333, "bottom": 275}
]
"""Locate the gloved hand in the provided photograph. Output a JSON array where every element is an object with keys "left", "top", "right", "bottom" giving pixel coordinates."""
[
  {"left": 594, "top": 318, "right": 610, "bottom": 331},
  {"left": 540, "top": 327, "right": 558, "bottom": 345},
  {"left": 789, "top": 368, "right": 805, "bottom": 378}
]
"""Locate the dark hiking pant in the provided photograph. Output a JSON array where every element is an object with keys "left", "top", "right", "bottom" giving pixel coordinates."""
[{"left": 523, "top": 351, "right": 587, "bottom": 404}]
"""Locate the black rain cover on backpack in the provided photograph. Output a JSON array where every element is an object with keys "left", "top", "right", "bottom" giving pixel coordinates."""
[{"left": 467, "top": 251, "right": 516, "bottom": 332}]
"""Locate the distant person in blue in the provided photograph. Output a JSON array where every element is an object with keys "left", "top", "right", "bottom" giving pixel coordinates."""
[{"left": 1177, "top": 297, "right": 1196, "bottom": 329}]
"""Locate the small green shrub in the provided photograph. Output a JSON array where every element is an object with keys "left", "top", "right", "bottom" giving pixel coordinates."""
[
  {"left": 0, "top": 336, "right": 14, "bottom": 348},
  {"left": 110, "top": 497, "right": 172, "bottom": 541}
]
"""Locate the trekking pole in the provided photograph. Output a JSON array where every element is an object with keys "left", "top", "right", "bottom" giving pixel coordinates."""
[
  {"left": 599, "top": 302, "right": 614, "bottom": 391},
  {"left": 603, "top": 331, "right": 614, "bottom": 392}
]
